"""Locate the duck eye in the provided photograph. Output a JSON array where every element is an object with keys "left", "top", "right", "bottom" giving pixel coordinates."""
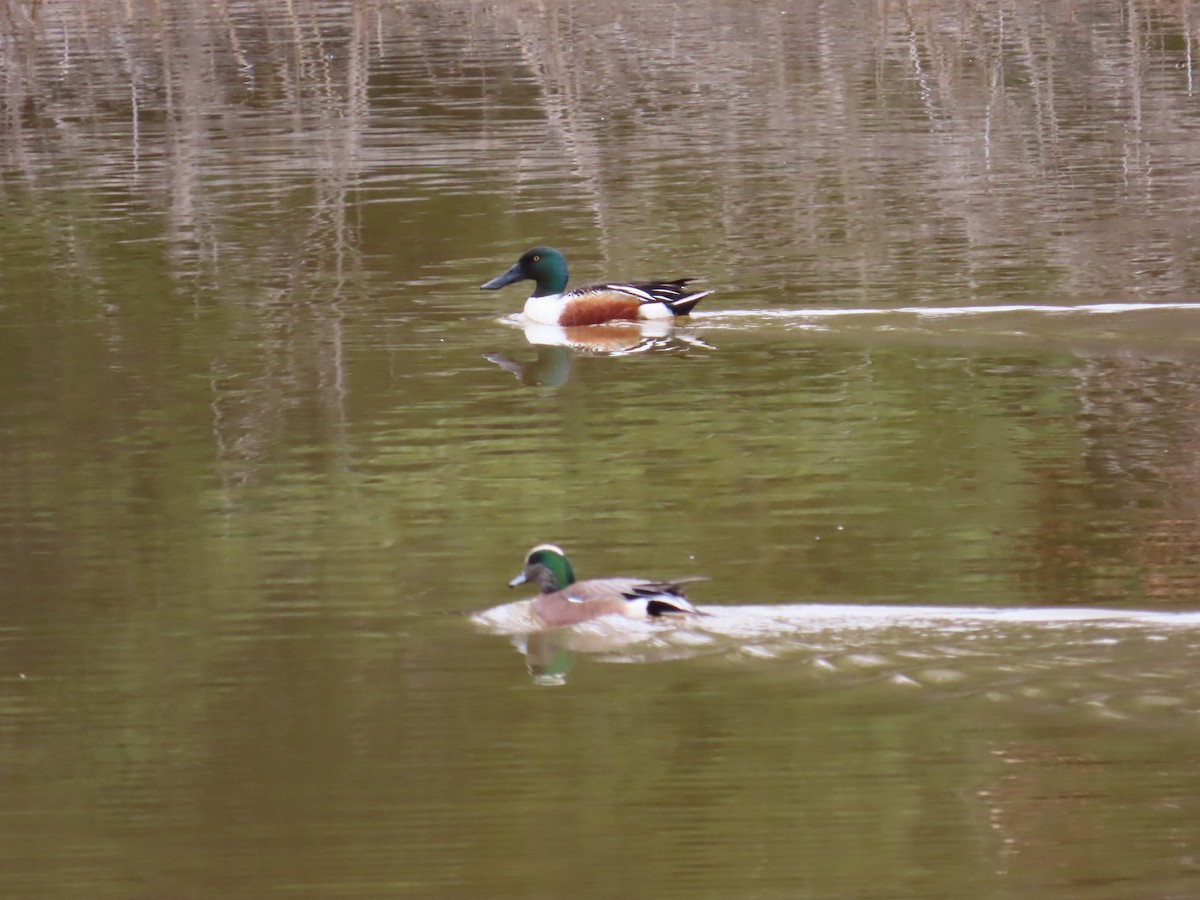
[{"left": 532, "top": 255, "right": 540, "bottom": 262}]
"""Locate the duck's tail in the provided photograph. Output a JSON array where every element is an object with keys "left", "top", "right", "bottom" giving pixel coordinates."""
[
  {"left": 629, "top": 576, "right": 711, "bottom": 617},
  {"left": 620, "top": 279, "right": 714, "bottom": 317},
  {"left": 665, "top": 289, "right": 713, "bottom": 316}
]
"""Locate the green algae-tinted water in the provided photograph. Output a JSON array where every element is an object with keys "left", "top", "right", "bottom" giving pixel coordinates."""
[{"left": 2, "top": 2, "right": 1200, "bottom": 897}]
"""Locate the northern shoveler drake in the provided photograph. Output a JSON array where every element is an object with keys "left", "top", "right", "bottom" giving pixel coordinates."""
[
  {"left": 481, "top": 246, "right": 713, "bottom": 326},
  {"left": 509, "top": 543, "right": 708, "bottom": 628}
]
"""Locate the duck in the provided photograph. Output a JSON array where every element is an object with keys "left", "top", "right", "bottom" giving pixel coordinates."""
[
  {"left": 509, "top": 543, "right": 708, "bottom": 628},
  {"left": 481, "top": 246, "right": 713, "bottom": 326}
]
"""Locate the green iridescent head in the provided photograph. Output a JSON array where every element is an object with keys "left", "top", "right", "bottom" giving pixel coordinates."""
[{"left": 481, "top": 247, "right": 569, "bottom": 297}]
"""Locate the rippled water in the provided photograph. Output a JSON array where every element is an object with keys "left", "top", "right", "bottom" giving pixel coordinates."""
[{"left": 3, "top": 1, "right": 1200, "bottom": 897}]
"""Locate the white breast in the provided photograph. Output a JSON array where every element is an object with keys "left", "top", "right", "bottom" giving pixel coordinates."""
[{"left": 523, "top": 294, "right": 566, "bottom": 325}]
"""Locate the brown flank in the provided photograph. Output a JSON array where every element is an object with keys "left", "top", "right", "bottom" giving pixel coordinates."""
[{"left": 559, "top": 293, "right": 644, "bottom": 326}]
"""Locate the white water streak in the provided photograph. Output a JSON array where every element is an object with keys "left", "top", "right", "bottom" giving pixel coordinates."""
[{"left": 695, "top": 302, "right": 1200, "bottom": 321}]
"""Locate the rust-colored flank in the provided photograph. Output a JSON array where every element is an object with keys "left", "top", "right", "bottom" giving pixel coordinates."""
[{"left": 559, "top": 293, "right": 645, "bottom": 326}]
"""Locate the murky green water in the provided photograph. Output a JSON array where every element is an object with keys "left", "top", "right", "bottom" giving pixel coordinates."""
[{"left": 3, "top": 1, "right": 1200, "bottom": 897}]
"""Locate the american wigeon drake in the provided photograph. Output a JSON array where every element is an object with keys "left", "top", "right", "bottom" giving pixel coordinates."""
[
  {"left": 509, "top": 543, "right": 707, "bottom": 627},
  {"left": 481, "top": 246, "right": 713, "bottom": 326}
]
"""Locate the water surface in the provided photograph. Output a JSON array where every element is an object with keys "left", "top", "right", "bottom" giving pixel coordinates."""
[{"left": 2, "top": 1, "right": 1200, "bottom": 897}]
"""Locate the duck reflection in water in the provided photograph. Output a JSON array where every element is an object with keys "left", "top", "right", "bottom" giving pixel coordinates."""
[
  {"left": 519, "top": 631, "right": 575, "bottom": 686},
  {"left": 483, "top": 345, "right": 572, "bottom": 387},
  {"left": 484, "top": 319, "right": 713, "bottom": 388}
]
